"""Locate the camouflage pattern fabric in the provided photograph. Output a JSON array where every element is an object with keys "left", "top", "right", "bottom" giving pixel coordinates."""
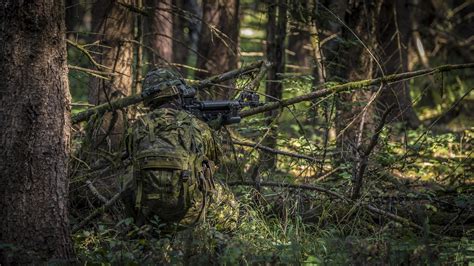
[
  {"left": 205, "top": 181, "right": 239, "bottom": 232},
  {"left": 122, "top": 107, "right": 238, "bottom": 231},
  {"left": 142, "top": 68, "right": 182, "bottom": 107}
]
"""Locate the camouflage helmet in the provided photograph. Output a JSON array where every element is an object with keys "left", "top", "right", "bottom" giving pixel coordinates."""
[{"left": 142, "top": 68, "right": 183, "bottom": 107}]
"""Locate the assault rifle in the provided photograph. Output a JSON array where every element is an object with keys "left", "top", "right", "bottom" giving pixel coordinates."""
[
  {"left": 71, "top": 61, "right": 267, "bottom": 125},
  {"left": 142, "top": 78, "right": 261, "bottom": 125}
]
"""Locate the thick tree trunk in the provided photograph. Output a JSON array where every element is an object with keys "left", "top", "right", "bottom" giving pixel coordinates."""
[
  {"left": 334, "top": 0, "right": 380, "bottom": 198},
  {"left": 172, "top": 0, "right": 195, "bottom": 76},
  {"left": 317, "top": 0, "right": 347, "bottom": 81},
  {"left": 0, "top": 0, "right": 74, "bottom": 263},
  {"left": 262, "top": 0, "right": 287, "bottom": 170},
  {"left": 377, "top": 0, "right": 420, "bottom": 128},
  {"left": 145, "top": 0, "right": 174, "bottom": 65},
  {"left": 89, "top": 0, "right": 134, "bottom": 151},
  {"left": 195, "top": 0, "right": 240, "bottom": 99}
]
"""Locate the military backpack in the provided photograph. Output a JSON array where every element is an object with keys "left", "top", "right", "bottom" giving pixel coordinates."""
[{"left": 124, "top": 108, "right": 220, "bottom": 226}]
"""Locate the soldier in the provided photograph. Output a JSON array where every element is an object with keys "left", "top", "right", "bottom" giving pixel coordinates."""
[{"left": 121, "top": 69, "right": 238, "bottom": 232}]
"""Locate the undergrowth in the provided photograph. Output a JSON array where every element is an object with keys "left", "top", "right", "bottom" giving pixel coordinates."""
[
  {"left": 70, "top": 120, "right": 474, "bottom": 264},
  {"left": 73, "top": 187, "right": 474, "bottom": 265}
]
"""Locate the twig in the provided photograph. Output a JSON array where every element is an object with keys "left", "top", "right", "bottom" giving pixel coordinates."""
[
  {"left": 86, "top": 180, "right": 109, "bottom": 204},
  {"left": 66, "top": 40, "right": 111, "bottom": 71},
  {"left": 228, "top": 181, "right": 348, "bottom": 201},
  {"left": 351, "top": 105, "right": 394, "bottom": 199},
  {"left": 232, "top": 140, "right": 324, "bottom": 163},
  {"left": 244, "top": 61, "right": 272, "bottom": 91},
  {"left": 117, "top": 1, "right": 149, "bottom": 16},
  {"left": 441, "top": 209, "right": 465, "bottom": 234},
  {"left": 68, "top": 65, "right": 114, "bottom": 80},
  {"left": 71, "top": 102, "right": 95, "bottom": 108},
  {"left": 228, "top": 181, "right": 438, "bottom": 236},
  {"left": 314, "top": 167, "right": 341, "bottom": 181},
  {"left": 192, "top": 61, "right": 264, "bottom": 90},
  {"left": 72, "top": 190, "right": 126, "bottom": 233}
]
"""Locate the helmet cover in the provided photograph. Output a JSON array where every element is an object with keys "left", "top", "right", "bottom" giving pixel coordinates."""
[{"left": 143, "top": 68, "right": 182, "bottom": 107}]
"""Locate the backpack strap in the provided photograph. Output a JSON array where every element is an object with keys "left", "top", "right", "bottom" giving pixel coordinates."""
[
  {"left": 142, "top": 115, "right": 155, "bottom": 142},
  {"left": 190, "top": 155, "right": 218, "bottom": 224},
  {"left": 133, "top": 159, "right": 143, "bottom": 210}
]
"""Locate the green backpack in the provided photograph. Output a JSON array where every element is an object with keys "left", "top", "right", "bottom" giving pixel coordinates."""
[{"left": 124, "top": 108, "right": 220, "bottom": 226}]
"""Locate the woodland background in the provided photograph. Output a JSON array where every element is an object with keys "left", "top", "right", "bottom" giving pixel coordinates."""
[{"left": 0, "top": 0, "right": 473, "bottom": 264}]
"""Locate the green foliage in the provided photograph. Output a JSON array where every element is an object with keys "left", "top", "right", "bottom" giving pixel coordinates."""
[
  {"left": 73, "top": 189, "right": 474, "bottom": 264},
  {"left": 67, "top": 1, "right": 474, "bottom": 264}
]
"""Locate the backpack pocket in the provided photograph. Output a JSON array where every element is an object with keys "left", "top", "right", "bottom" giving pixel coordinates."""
[{"left": 134, "top": 152, "right": 197, "bottom": 223}]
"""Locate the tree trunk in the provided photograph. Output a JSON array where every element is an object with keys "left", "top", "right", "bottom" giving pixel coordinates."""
[
  {"left": 195, "top": 0, "right": 240, "bottom": 100},
  {"left": 132, "top": 0, "right": 143, "bottom": 95},
  {"left": 145, "top": 0, "right": 174, "bottom": 65},
  {"left": 172, "top": 0, "right": 191, "bottom": 76},
  {"left": 287, "top": 0, "right": 311, "bottom": 73},
  {"left": 262, "top": 0, "right": 287, "bottom": 171},
  {"left": 287, "top": 28, "right": 311, "bottom": 72},
  {"left": 0, "top": 0, "right": 74, "bottom": 263},
  {"left": 317, "top": 0, "right": 347, "bottom": 81},
  {"left": 377, "top": 0, "right": 420, "bottom": 128},
  {"left": 88, "top": 0, "right": 134, "bottom": 151},
  {"left": 65, "top": 0, "right": 86, "bottom": 39},
  {"left": 334, "top": 0, "right": 380, "bottom": 198}
]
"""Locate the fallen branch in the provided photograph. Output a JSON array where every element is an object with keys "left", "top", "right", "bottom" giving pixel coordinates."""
[
  {"left": 229, "top": 181, "right": 350, "bottom": 201},
  {"left": 72, "top": 61, "right": 264, "bottom": 124},
  {"left": 352, "top": 105, "right": 394, "bottom": 199},
  {"left": 72, "top": 189, "right": 126, "bottom": 233},
  {"left": 232, "top": 140, "right": 324, "bottom": 163},
  {"left": 239, "top": 63, "right": 474, "bottom": 118},
  {"left": 71, "top": 62, "right": 473, "bottom": 124},
  {"left": 86, "top": 180, "right": 109, "bottom": 204},
  {"left": 228, "top": 181, "right": 438, "bottom": 236}
]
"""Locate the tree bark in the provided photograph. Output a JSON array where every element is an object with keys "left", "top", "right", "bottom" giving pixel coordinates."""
[
  {"left": 377, "top": 0, "right": 420, "bottom": 128},
  {"left": 317, "top": 0, "right": 347, "bottom": 81},
  {"left": 145, "top": 0, "right": 174, "bottom": 65},
  {"left": 262, "top": 0, "right": 287, "bottom": 170},
  {"left": 0, "top": 0, "right": 74, "bottom": 263},
  {"left": 195, "top": 0, "right": 240, "bottom": 99},
  {"left": 334, "top": 0, "right": 380, "bottom": 198},
  {"left": 287, "top": 0, "right": 311, "bottom": 72},
  {"left": 89, "top": 0, "right": 134, "bottom": 151},
  {"left": 65, "top": 0, "right": 86, "bottom": 39}
]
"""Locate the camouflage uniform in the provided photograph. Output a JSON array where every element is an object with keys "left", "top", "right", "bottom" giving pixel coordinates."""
[{"left": 122, "top": 69, "right": 238, "bottom": 231}]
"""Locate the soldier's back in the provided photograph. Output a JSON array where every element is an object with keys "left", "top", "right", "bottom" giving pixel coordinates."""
[{"left": 123, "top": 108, "right": 238, "bottom": 231}]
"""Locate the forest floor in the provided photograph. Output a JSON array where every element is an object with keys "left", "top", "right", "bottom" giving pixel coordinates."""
[{"left": 70, "top": 108, "right": 473, "bottom": 265}]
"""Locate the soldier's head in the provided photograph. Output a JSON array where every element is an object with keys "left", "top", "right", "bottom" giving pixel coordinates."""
[{"left": 142, "top": 68, "right": 184, "bottom": 109}]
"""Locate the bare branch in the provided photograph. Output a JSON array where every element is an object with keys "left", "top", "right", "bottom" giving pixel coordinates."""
[
  {"left": 72, "top": 190, "right": 126, "bottom": 233},
  {"left": 229, "top": 181, "right": 439, "bottom": 236},
  {"left": 71, "top": 61, "right": 264, "bottom": 124},
  {"left": 86, "top": 180, "right": 109, "bottom": 204},
  {"left": 66, "top": 39, "right": 111, "bottom": 71},
  {"left": 240, "top": 63, "right": 474, "bottom": 118},
  {"left": 351, "top": 106, "right": 394, "bottom": 199},
  {"left": 233, "top": 140, "right": 324, "bottom": 163},
  {"left": 71, "top": 62, "right": 474, "bottom": 124},
  {"left": 68, "top": 65, "right": 114, "bottom": 80}
]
